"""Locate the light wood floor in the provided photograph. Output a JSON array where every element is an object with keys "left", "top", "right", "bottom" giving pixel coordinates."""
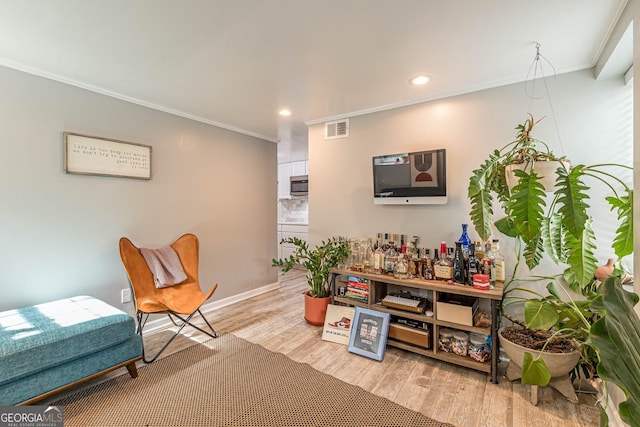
[
  {"left": 56, "top": 269, "right": 601, "bottom": 426},
  {"left": 158, "top": 269, "right": 601, "bottom": 427}
]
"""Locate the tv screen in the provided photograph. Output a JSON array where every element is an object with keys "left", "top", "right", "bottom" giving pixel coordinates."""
[{"left": 372, "top": 148, "right": 447, "bottom": 205}]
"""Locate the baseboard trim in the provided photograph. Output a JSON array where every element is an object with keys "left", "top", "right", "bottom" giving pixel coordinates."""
[{"left": 142, "top": 281, "right": 281, "bottom": 335}]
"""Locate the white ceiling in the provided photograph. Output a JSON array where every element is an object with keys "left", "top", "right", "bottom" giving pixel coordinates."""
[{"left": 0, "top": 1, "right": 630, "bottom": 163}]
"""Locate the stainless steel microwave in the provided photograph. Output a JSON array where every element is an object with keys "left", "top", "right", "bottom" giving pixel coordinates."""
[{"left": 290, "top": 175, "right": 308, "bottom": 196}]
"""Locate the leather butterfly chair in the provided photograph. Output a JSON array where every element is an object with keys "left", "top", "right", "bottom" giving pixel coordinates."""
[{"left": 119, "top": 233, "right": 218, "bottom": 363}]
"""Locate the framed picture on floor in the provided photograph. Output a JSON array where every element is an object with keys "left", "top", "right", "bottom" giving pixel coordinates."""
[
  {"left": 347, "top": 307, "right": 390, "bottom": 361},
  {"left": 322, "top": 304, "right": 355, "bottom": 345}
]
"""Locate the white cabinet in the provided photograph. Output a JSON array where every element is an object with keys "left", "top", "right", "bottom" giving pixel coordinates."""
[
  {"left": 281, "top": 246, "right": 296, "bottom": 260},
  {"left": 278, "top": 160, "right": 308, "bottom": 199},
  {"left": 291, "top": 160, "right": 307, "bottom": 176},
  {"left": 277, "top": 163, "right": 292, "bottom": 199},
  {"left": 278, "top": 224, "right": 308, "bottom": 260}
]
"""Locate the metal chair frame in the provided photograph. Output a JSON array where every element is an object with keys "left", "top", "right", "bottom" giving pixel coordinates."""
[{"left": 135, "top": 309, "right": 217, "bottom": 363}]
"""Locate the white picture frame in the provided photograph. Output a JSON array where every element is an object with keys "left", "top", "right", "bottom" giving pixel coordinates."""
[
  {"left": 347, "top": 307, "right": 390, "bottom": 361},
  {"left": 322, "top": 304, "right": 356, "bottom": 345},
  {"left": 64, "top": 132, "right": 152, "bottom": 180}
]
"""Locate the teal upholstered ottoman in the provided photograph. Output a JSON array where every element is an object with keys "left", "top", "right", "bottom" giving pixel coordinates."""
[{"left": 0, "top": 295, "right": 142, "bottom": 405}]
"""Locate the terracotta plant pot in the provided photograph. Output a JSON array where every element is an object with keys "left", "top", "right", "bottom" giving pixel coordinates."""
[
  {"left": 304, "top": 292, "right": 331, "bottom": 326},
  {"left": 499, "top": 327, "right": 581, "bottom": 405}
]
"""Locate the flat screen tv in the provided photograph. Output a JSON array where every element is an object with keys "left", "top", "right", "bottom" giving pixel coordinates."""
[{"left": 372, "top": 148, "right": 447, "bottom": 205}]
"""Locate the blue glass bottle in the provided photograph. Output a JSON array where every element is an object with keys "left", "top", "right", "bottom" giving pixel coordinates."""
[{"left": 459, "top": 224, "right": 471, "bottom": 256}]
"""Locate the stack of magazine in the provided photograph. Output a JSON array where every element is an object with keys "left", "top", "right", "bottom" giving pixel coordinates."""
[{"left": 344, "top": 276, "right": 369, "bottom": 302}]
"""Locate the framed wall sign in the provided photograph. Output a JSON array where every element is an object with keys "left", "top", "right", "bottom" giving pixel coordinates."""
[
  {"left": 64, "top": 132, "right": 152, "bottom": 179},
  {"left": 347, "top": 307, "right": 390, "bottom": 361}
]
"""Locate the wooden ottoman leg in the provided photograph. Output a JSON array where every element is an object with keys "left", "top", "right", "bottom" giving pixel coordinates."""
[{"left": 126, "top": 361, "right": 139, "bottom": 378}]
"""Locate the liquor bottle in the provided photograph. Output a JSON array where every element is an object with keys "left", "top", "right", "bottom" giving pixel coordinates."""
[
  {"left": 491, "top": 239, "right": 506, "bottom": 285},
  {"left": 408, "top": 236, "right": 419, "bottom": 260},
  {"left": 475, "top": 240, "right": 485, "bottom": 260},
  {"left": 432, "top": 248, "right": 439, "bottom": 271},
  {"left": 481, "top": 242, "right": 493, "bottom": 277},
  {"left": 421, "top": 248, "right": 434, "bottom": 280},
  {"left": 384, "top": 239, "right": 398, "bottom": 274},
  {"left": 408, "top": 247, "right": 419, "bottom": 279},
  {"left": 374, "top": 233, "right": 383, "bottom": 250},
  {"left": 415, "top": 248, "right": 425, "bottom": 278},
  {"left": 363, "top": 237, "right": 375, "bottom": 274},
  {"left": 434, "top": 242, "right": 453, "bottom": 281},
  {"left": 373, "top": 237, "right": 385, "bottom": 274},
  {"left": 393, "top": 246, "right": 410, "bottom": 279},
  {"left": 385, "top": 235, "right": 392, "bottom": 250},
  {"left": 347, "top": 238, "right": 358, "bottom": 271},
  {"left": 382, "top": 233, "right": 390, "bottom": 252},
  {"left": 353, "top": 239, "right": 364, "bottom": 272},
  {"left": 408, "top": 259, "right": 417, "bottom": 279},
  {"left": 466, "top": 243, "right": 480, "bottom": 286},
  {"left": 447, "top": 247, "right": 455, "bottom": 275},
  {"left": 452, "top": 241, "right": 466, "bottom": 284},
  {"left": 458, "top": 224, "right": 472, "bottom": 257}
]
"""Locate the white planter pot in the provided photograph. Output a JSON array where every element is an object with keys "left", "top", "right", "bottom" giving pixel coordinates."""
[
  {"left": 505, "top": 160, "right": 570, "bottom": 192},
  {"left": 499, "top": 327, "right": 581, "bottom": 405}
]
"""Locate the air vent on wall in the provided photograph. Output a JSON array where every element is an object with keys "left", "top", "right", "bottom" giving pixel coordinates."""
[{"left": 325, "top": 119, "right": 349, "bottom": 140}]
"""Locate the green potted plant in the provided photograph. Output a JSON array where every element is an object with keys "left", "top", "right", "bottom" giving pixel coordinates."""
[
  {"left": 467, "top": 115, "right": 638, "bottom": 420},
  {"left": 589, "top": 276, "right": 640, "bottom": 427},
  {"left": 272, "top": 236, "right": 350, "bottom": 326}
]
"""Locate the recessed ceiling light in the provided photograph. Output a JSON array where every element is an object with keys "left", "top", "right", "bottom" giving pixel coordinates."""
[
  {"left": 410, "top": 75, "right": 431, "bottom": 86},
  {"left": 278, "top": 109, "right": 292, "bottom": 116}
]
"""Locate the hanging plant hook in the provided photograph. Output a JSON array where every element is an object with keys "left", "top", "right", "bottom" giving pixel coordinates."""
[
  {"left": 525, "top": 42, "right": 557, "bottom": 100},
  {"left": 523, "top": 42, "right": 566, "bottom": 157}
]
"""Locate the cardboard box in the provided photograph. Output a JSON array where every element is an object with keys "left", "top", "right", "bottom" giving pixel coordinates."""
[
  {"left": 436, "top": 293, "right": 479, "bottom": 326},
  {"left": 388, "top": 323, "right": 431, "bottom": 349}
]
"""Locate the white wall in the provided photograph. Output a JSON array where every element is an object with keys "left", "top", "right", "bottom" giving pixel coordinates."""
[
  {"left": 0, "top": 66, "right": 278, "bottom": 312},
  {"left": 309, "top": 69, "right": 632, "bottom": 303}
]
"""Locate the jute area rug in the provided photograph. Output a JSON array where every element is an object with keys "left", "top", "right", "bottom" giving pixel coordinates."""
[{"left": 52, "top": 333, "right": 453, "bottom": 427}]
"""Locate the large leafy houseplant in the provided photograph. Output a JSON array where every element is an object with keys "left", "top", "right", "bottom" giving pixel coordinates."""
[
  {"left": 467, "top": 116, "right": 638, "bottom": 422},
  {"left": 272, "top": 236, "right": 350, "bottom": 298},
  {"left": 468, "top": 115, "right": 633, "bottom": 284}
]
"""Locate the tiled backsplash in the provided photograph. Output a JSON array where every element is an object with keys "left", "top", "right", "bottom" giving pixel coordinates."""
[{"left": 278, "top": 198, "right": 308, "bottom": 224}]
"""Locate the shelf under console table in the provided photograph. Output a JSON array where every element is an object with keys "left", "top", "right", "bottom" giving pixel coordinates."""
[{"left": 328, "top": 267, "right": 503, "bottom": 384}]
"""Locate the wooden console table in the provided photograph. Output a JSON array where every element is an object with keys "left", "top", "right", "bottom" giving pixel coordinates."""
[{"left": 329, "top": 268, "right": 503, "bottom": 383}]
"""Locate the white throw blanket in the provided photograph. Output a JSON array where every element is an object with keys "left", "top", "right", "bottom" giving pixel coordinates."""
[{"left": 140, "top": 246, "right": 188, "bottom": 288}]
